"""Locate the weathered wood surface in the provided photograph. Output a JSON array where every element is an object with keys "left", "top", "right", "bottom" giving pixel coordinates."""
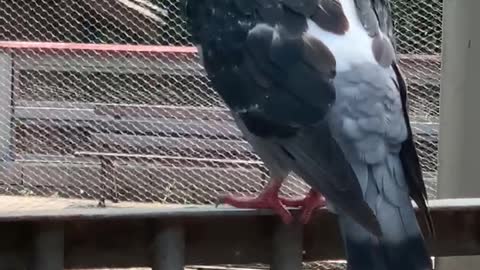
[
  {"left": 271, "top": 223, "right": 303, "bottom": 270},
  {"left": 30, "top": 222, "right": 64, "bottom": 270},
  {"left": 152, "top": 224, "right": 186, "bottom": 270},
  {"left": 0, "top": 53, "right": 13, "bottom": 167},
  {"left": 0, "top": 195, "right": 184, "bottom": 212},
  {"left": 0, "top": 198, "right": 477, "bottom": 269},
  {"left": 0, "top": 42, "right": 440, "bottom": 84}
]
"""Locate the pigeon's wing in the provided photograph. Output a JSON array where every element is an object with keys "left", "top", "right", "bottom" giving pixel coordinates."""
[
  {"left": 355, "top": 0, "right": 434, "bottom": 235},
  {"left": 185, "top": 0, "right": 381, "bottom": 235}
]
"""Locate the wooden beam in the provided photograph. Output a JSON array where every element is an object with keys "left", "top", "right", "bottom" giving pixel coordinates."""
[
  {"left": 14, "top": 101, "right": 438, "bottom": 141},
  {"left": 0, "top": 53, "right": 13, "bottom": 170},
  {"left": 271, "top": 222, "right": 303, "bottom": 270},
  {"left": 152, "top": 223, "right": 185, "bottom": 270},
  {"left": 1, "top": 42, "right": 440, "bottom": 87},
  {"left": 30, "top": 222, "right": 64, "bottom": 270},
  {"left": 1, "top": 160, "right": 267, "bottom": 203},
  {"left": 0, "top": 198, "right": 475, "bottom": 268},
  {"left": 14, "top": 102, "right": 243, "bottom": 138},
  {"left": 0, "top": 41, "right": 197, "bottom": 55}
]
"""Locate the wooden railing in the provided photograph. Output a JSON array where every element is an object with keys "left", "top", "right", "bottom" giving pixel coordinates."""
[{"left": 0, "top": 198, "right": 478, "bottom": 269}]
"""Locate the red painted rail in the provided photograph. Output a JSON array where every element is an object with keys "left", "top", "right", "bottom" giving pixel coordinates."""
[{"left": 0, "top": 41, "right": 198, "bottom": 55}]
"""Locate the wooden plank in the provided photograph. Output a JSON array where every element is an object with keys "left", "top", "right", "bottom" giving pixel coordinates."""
[
  {"left": 85, "top": 0, "right": 168, "bottom": 27},
  {"left": 15, "top": 103, "right": 100, "bottom": 121},
  {"left": 30, "top": 222, "right": 64, "bottom": 270},
  {"left": 14, "top": 102, "right": 438, "bottom": 139},
  {"left": 16, "top": 161, "right": 102, "bottom": 187},
  {"left": 271, "top": 223, "right": 303, "bottom": 270},
  {"left": 0, "top": 42, "right": 198, "bottom": 55},
  {"left": 14, "top": 101, "right": 438, "bottom": 138},
  {"left": 4, "top": 161, "right": 266, "bottom": 202},
  {"left": 398, "top": 54, "right": 441, "bottom": 86},
  {"left": 0, "top": 161, "right": 23, "bottom": 184},
  {"left": 4, "top": 42, "right": 439, "bottom": 85},
  {"left": 14, "top": 103, "right": 243, "bottom": 138},
  {"left": 0, "top": 195, "right": 185, "bottom": 214},
  {"left": 94, "top": 103, "right": 233, "bottom": 122},
  {"left": 0, "top": 198, "right": 475, "bottom": 268},
  {"left": 13, "top": 108, "right": 436, "bottom": 161},
  {"left": 3, "top": 42, "right": 440, "bottom": 88},
  {"left": 152, "top": 224, "right": 185, "bottom": 270},
  {"left": 91, "top": 133, "right": 251, "bottom": 154},
  {"left": 73, "top": 152, "right": 261, "bottom": 165},
  {"left": 0, "top": 53, "right": 13, "bottom": 168},
  {"left": 13, "top": 51, "right": 204, "bottom": 76}
]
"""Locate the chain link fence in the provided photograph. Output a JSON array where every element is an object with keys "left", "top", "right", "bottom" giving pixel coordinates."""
[{"left": 0, "top": 0, "right": 443, "bottom": 269}]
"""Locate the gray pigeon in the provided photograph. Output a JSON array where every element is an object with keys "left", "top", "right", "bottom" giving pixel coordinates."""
[{"left": 185, "top": 1, "right": 433, "bottom": 269}]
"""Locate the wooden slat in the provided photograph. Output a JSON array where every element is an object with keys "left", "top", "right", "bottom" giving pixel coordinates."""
[
  {"left": 3, "top": 161, "right": 266, "bottom": 201},
  {"left": 15, "top": 161, "right": 102, "bottom": 187},
  {"left": 14, "top": 102, "right": 243, "bottom": 138},
  {"left": 91, "top": 133, "right": 251, "bottom": 155},
  {"left": 13, "top": 51, "right": 204, "bottom": 76},
  {"left": 74, "top": 152, "right": 261, "bottom": 166},
  {"left": 271, "top": 223, "right": 303, "bottom": 270},
  {"left": 399, "top": 54, "right": 441, "bottom": 85},
  {"left": 0, "top": 42, "right": 198, "bottom": 55},
  {"left": 14, "top": 101, "right": 437, "bottom": 141},
  {"left": 152, "top": 224, "right": 185, "bottom": 270},
  {"left": 94, "top": 103, "right": 233, "bottom": 122},
  {"left": 15, "top": 104, "right": 99, "bottom": 121},
  {"left": 1, "top": 42, "right": 440, "bottom": 90},
  {"left": 0, "top": 53, "right": 13, "bottom": 167},
  {"left": 0, "top": 161, "right": 23, "bottom": 184},
  {"left": 30, "top": 222, "right": 64, "bottom": 270},
  {"left": 85, "top": 0, "right": 168, "bottom": 27}
]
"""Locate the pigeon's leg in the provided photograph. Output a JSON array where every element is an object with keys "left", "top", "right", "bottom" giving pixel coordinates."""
[
  {"left": 217, "top": 178, "right": 292, "bottom": 224},
  {"left": 280, "top": 189, "right": 326, "bottom": 224}
]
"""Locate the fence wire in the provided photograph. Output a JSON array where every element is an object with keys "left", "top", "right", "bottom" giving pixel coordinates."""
[{"left": 0, "top": 0, "right": 443, "bottom": 269}]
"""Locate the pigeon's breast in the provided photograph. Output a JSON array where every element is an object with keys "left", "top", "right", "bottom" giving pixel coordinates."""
[{"left": 305, "top": 0, "right": 381, "bottom": 72}]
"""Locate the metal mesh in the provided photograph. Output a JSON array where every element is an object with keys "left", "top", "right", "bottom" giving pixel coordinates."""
[{"left": 0, "top": 0, "right": 443, "bottom": 269}]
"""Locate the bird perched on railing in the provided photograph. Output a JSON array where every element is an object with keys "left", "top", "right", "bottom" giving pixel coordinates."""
[{"left": 185, "top": 1, "right": 433, "bottom": 269}]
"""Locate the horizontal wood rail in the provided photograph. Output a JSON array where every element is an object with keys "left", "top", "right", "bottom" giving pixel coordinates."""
[
  {"left": 0, "top": 41, "right": 197, "bottom": 55},
  {"left": 0, "top": 198, "right": 477, "bottom": 269}
]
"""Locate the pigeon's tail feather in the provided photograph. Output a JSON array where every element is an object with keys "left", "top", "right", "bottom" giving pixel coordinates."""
[
  {"left": 277, "top": 127, "right": 382, "bottom": 237},
  {"left": 338, "top": 155, "right": 432, "bottom": 270}
]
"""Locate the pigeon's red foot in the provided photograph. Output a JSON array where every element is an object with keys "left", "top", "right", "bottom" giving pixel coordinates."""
[
  {"left": 280, "top": 189, "right": 326, "bottom": 224},
  {"left": 217, "top": 181, "right": 293, "bottom": 224}
]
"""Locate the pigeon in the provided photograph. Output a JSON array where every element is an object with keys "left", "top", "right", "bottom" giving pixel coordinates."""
[{"left": 185, "top": 1, "right": 433, "bottom": 269}]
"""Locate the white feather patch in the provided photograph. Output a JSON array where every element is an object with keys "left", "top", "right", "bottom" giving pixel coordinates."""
[{"left": 306, "top": 0, "right": 376, "bottom": 72}]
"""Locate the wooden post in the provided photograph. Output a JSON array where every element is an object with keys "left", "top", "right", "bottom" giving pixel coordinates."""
[
  {"left": 30, "top": 223, "right": 64, "bottom": 270},
  {"left": 152, "top": 223, "right": 185, "bottom": 270},
  {"left": 436, "top": 1, "right": 480, "bottom": 269},
  {"left": 271, "top": 222, "right": 303, "bottom": 270},
  {"left": 0, "top": 52, "right": 13, "bottom": 169}
]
